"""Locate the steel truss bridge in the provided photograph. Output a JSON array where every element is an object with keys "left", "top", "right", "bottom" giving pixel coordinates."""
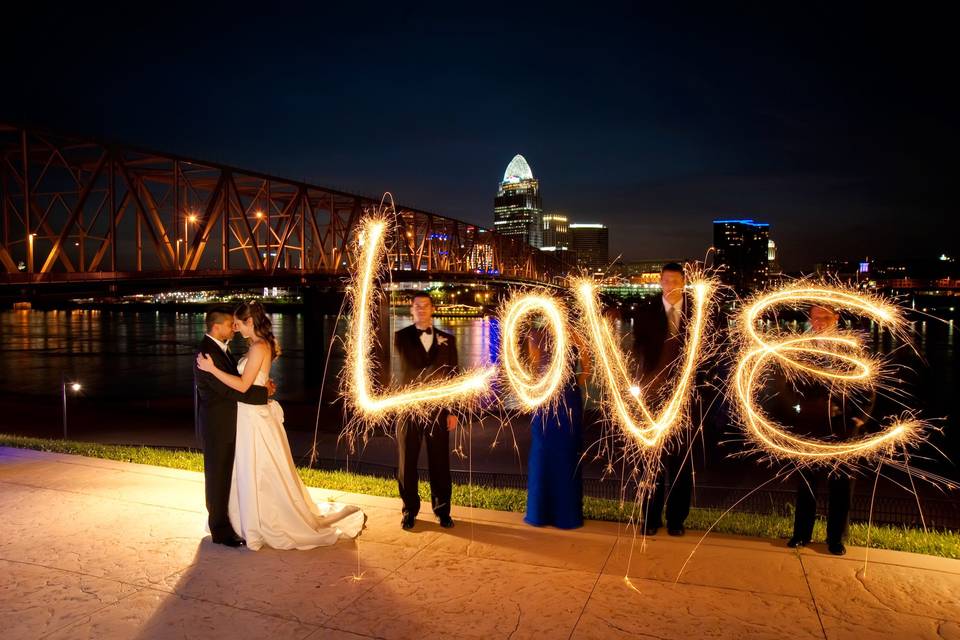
[{"left": 0, "top": 124, "right": 559, "bottom": 300}]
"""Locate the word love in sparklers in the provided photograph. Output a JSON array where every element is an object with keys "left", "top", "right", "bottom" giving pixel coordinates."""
[{"left": 343, "top": 213, "right": 924, "bottom": 465}]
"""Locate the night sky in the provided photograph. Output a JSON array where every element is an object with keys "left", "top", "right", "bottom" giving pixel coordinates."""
[{"left": 3, "top": 4, "right": 955, "bottom": 271}]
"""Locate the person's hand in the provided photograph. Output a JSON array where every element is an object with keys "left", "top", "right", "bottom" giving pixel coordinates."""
[
  {"left": 267, "top": 379, "right": 277, "bottom": 397},
  {"left": 196, "top": 353, "right": 216, "bottom": 373},
  {"left": 446, "top": 413, "right": 458, "bottom": 432}
]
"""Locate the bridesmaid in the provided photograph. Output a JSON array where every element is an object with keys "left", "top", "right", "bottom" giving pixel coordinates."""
[{"left": 524, "top": 328, "right": 590, "bottom": 529}]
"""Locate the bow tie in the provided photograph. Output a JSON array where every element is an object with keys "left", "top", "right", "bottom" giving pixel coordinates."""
[{"left": 417, "top": 327, "right": 433, "bottom": 336}]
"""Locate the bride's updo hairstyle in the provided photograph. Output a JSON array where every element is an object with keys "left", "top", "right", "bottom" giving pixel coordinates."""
[{"left": 234, "top": 300, "right": 281, "bottom": 359}]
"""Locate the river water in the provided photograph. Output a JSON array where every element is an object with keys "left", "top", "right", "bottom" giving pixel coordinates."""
[{"left": 0, "top": 308, "right": 956, "bottom": 484}]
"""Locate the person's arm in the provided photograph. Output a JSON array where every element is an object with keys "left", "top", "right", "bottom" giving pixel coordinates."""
[
  {"left": 194, "top": 344, "right": 268, "bottom": 404},
  {"left": 197, "top": 343, "right": 267, "bottom": 393}
]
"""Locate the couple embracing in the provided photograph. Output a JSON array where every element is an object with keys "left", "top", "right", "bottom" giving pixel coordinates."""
[{"left": 194, "top": 301, "right": 365, "bottom": 550}]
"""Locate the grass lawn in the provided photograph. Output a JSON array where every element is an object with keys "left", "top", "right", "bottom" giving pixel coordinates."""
[{"left": 2, "top": 433, "right": 958, "bottom": 559}]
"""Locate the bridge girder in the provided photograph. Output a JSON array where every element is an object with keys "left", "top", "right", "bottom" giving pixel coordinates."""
[{"left": 0, "top": 124, "right": 563, "bottom": 294}]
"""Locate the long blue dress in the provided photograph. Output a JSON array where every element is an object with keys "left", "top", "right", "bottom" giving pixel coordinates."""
[{"left": 525, "top": 377, "right": 584, "bottom": 529}]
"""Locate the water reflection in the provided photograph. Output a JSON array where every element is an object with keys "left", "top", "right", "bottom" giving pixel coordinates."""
[{"left": 1, "top": 309, "right": 956, "bottom": 454}]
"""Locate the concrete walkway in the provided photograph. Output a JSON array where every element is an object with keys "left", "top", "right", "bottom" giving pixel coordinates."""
[{"left": 1, "top": 447, "right": 958, "bottom": 639}]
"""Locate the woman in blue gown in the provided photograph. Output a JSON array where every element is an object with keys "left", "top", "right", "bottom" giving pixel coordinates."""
[{"left": 524, "top": 330, "right": 589, "bottom": 529}]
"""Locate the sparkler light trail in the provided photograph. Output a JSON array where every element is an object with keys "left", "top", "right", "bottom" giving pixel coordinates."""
[
  {"left": 343, "top": 212, "right": 496, "bottom": 427},
  {"left": 731, "top": 284, "right": 924, "bottom": 464},
  {"left": 572, "top": 275, "right": 715, "bottom": 449},
  {"left": 499, "top": 292, "right": 572, "bottom": 411}
]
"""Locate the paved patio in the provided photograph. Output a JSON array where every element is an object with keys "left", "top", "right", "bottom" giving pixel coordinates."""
[{"left": 1, "top": 446, "right": 958, "bottom": 639}]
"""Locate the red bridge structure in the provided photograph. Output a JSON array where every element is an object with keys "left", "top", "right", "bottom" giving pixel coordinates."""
[{"left": 0, "top": 124, "right": 559, "bottom": 300}]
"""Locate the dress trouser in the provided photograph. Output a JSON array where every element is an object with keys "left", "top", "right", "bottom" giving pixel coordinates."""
[
  {"left": 202, "top": 416, "right": 237, "bottom": 539},
  {"left": 793, "top": 468, "right": 852, "bottom": 543},
  {"left": 647, "top": 446, "right": 693, "bottom": 529},
  {"left": 397, "top": 414, "right": 452, "bottom": 518}
]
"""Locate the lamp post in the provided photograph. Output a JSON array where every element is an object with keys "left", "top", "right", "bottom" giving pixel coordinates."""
[
  {"left": 61, "top": 374, "right": 81, "bottom": 439},
  {"left": 184, "top": 214, "right": 198, "bottom": 269}
]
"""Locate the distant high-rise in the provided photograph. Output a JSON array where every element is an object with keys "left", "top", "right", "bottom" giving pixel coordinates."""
[
  {"left": 713, "top": 219, "right": 770, "bottom": 292},
  {"left": 541, "top": 213, "right": 569, "bottom": 251},
  {"left": 767, "top": 238, "right": 781, "bottom": 275},
  {"left": 494, "top": 154, "right": 543, "bottom": 248},
  {"left": 570, "top": 223, "right": 609, "bottom": 273}
]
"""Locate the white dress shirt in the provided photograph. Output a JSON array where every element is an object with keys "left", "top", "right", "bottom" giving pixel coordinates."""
[
  {"left": 206, "top": 334, "right": 230, "bottom": 354},
  {"left": 662, "top": 295, "right": 684, "bottom": 336},
  {"left": 419, "top": 327, "right": 434, "bottom": 352}
]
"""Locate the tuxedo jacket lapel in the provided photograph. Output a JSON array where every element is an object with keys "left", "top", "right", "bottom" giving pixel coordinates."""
[{"left": 202, "top": 335, "right": 237, "bottom": 374}]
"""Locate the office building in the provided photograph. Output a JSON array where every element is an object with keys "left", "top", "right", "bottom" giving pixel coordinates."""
[
  {"left": 570, "top": 223, "right": 609, "bottom": 273},
  {"left": 494, "top": 154, "right": 543, "bottom": 248},
  {"left": 713, "top": 218, "right": 770, "bottom": 292}
]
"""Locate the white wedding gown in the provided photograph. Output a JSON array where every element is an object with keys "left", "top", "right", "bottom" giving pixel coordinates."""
[{"left": 228, "top": 357, "right": 365, "bottom": 550}]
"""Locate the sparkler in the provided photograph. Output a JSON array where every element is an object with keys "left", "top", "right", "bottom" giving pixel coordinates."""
[
  {"left": 343, "top": 213, "right": 496, "bottom": 427},
  {"left": 731, "top": 284, "right": 923, "bottom": 464},
  {"left": 572, "top": 275, "right": 715, "bottom": 449},
  {"left": 498, "top": 292, "right": 572, "bottom": 411}
]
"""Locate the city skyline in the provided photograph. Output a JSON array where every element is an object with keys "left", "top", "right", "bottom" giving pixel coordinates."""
[{"left": 2, "top": 5, "right": 955, "bottom": 272}]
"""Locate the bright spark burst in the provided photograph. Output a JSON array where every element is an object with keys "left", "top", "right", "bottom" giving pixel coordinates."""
[
  {"left": 731, "top": 283, "right": 924, "bottom": 465},
  {"left": 498, "top": 292, "right": 572, "bottom": 411},
  {"left": 342, "top": 209, "right": 496, "bottom": 432},
  {"left": 573, "top": 275, "right": 715, "bottom": 449}
]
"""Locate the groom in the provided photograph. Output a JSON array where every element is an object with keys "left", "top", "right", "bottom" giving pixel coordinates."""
[
  {"left": 394, "top": 292, "right": 459, "bottom": 530},
  {"left": 195, "top": 307, "right": 272, "bottom": 547}
]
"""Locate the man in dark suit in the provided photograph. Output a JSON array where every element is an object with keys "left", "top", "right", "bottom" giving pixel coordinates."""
[
  {"left": 394, "top": 292, "right": 459, "bottom": 530},
  {"left": 632, "top": 263, "right": 695, "bottom": 537},
  {"left": 770, "top": 304, "right": 873, "bottom": 556},
  {"left": 194, "top": 307, "right": 271, "bottom": 547}
]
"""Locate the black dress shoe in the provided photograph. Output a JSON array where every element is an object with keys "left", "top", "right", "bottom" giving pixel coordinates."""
[
  {"left": 828, "top": 541, "right": 847, "bottom": 556},
  {"left": 401, "top": 514, "right": 416, "bottom": 530},
  {"left": 667, "top": 525, "right": 685, "bottom": 537},
  {"left": 212, "top": 535, "right": 245, "bottom": 548},
  {"left": 644, "top": 525, "right": 660, "bottom": 536},
  {"left": 439, "top": 515, "right": 454, "bottom": 529},
  {"left": 787, "top": 536, "right": 810, "bottom": 548}
]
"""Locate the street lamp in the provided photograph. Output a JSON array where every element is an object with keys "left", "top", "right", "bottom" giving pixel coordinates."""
[
  {"left": 61, "top": 375, "right": 81, "bottom": 439},
  {"left": 184, "top": 215, "right": 198, "bottom": 269},
  {"left": 27, "top": 233, "right": 36, "bottom": 273}
]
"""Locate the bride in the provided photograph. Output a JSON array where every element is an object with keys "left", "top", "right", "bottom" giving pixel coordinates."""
[{"left": 197, "top": 300, "right": 364, "bottom": 550}]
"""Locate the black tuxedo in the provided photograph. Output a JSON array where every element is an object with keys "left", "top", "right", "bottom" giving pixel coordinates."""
[
  {"left": 631, "top": 294, "right": 695, "bottom": 530},
  {"left": 632, "top": 293, "right": 691, "bottom": 390},
  {"left": 195, "top": 335, "right": 269, "bottom": 540},
  {"left": 767, "top": 371, "right": 875, "bottom": 544},
  {"left": 393, "top": 324, "right": 459, "bottom": 519}
]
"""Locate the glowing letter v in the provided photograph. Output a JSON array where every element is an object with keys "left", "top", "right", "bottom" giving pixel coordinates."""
[{"left": 573, "top": 277, "right": 713, "bottom": 448}]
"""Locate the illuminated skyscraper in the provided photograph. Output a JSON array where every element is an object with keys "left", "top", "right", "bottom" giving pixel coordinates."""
[
  {"left": 713, "top": 219, "right": 770, "bottom": 292},
  {"left": 570, "top": 223, "right": 609, "bottom": 273},
  {"left": 541, "top": 213, "right": 569, "bottom": 251},
  {"left": 494, "top": 154, "right": 543, "bottom": 248}
]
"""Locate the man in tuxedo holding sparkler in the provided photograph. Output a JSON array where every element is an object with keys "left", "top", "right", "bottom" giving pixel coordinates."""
[
  {"left": 394, "top": 292, "right": 460, "bottom": 531},
  {"left": 632, "top": 263, "right": 695, "bottom": 537}
]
